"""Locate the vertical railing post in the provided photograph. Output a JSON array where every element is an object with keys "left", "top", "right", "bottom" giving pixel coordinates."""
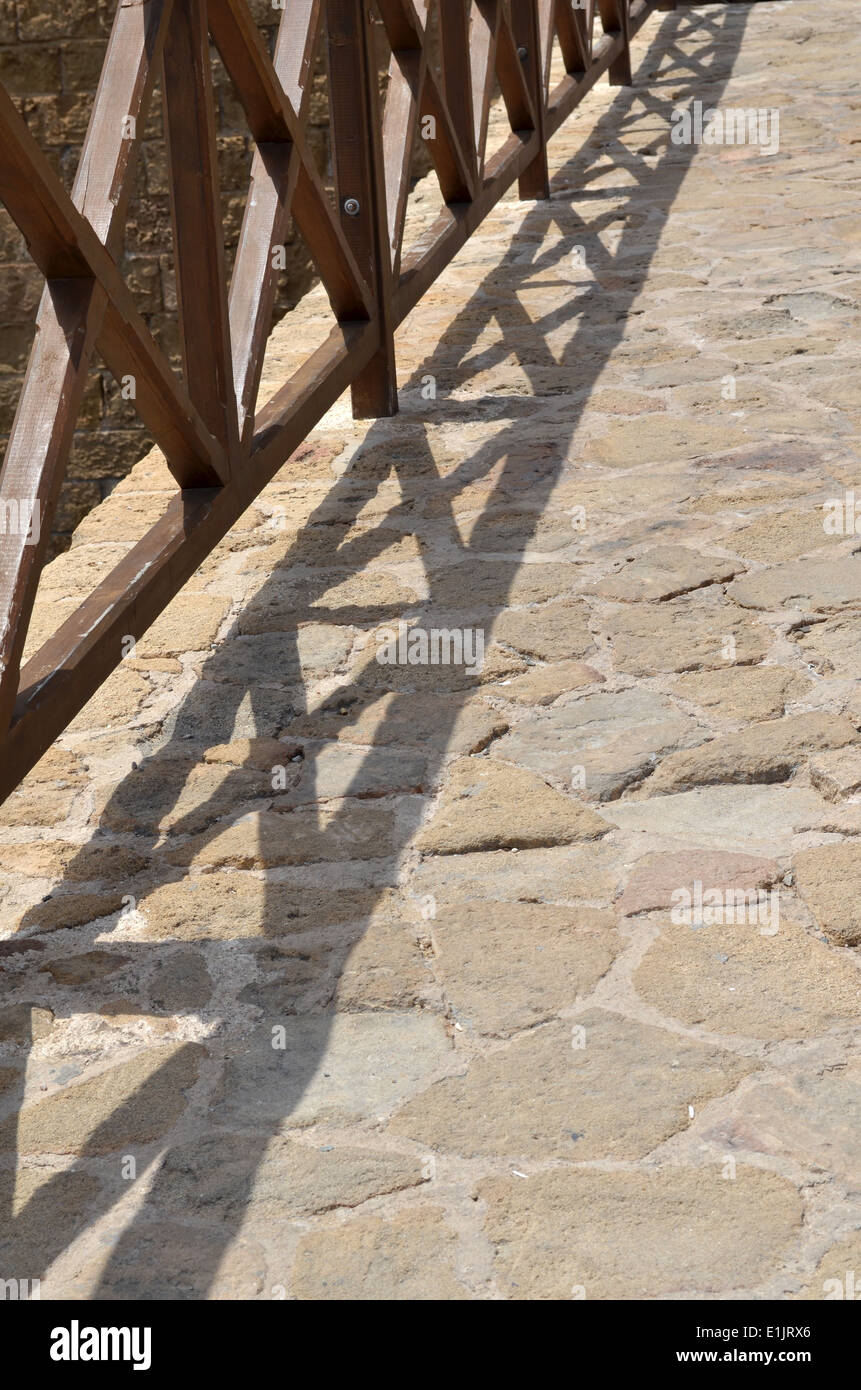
[
  {"left": 326, "top": 0, "right": 398, "bottom": 419},
  {"left": 598, "top": 0, "right": 633, "bottom": 85},
  {"left": 510, "top": 0, "right": 550, "bottom": 199}
]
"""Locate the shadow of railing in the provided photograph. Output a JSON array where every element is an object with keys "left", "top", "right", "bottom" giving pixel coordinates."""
[{"left": 1, "top": 2, "right": 751, "bottom": 1298}]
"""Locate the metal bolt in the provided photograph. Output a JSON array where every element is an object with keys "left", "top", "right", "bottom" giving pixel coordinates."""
[
  {"left": 343, "top": 197, "right": 361, "bottom": 216},
  {"left": 517, "top": 44, "right": 528, "bottom": 60}
]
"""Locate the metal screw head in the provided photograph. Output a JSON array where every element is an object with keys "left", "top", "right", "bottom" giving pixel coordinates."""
[
  {"left": 343, "top": 197, "right": 361, "bottom": 216},
  {"left": 517, "top": 44, "right": 528, "bottom": 60}
]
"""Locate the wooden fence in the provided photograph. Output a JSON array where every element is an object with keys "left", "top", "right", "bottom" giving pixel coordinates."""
[{"left": 0, "top": 0, "right": 673, "bottom": 801}]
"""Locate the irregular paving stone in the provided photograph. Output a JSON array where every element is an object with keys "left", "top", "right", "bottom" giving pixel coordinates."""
[
  {"left": 166, "top": 800, "right": 406, "bottom": 869},
  {"left": 490, "top": 600, "right": 595, "bottom": 659},
  {"left": 272, "top": 744, "right": 428, "bottom": 805},
  {"left": 0, "top": 1004, "right": 54, "bottom": 1043},
  {"left": 809, "top": 748, "right": 861, "bottom": 801},
  {"left": 213, "top": 1013, "right": 450, "bottom": 1127},
  {"left": 0, "top": 841, "right": 150, "bottom": 883},
  {"left": 794, "top": 616, "right": 861, "bottom": 677},
  {"left": 202, "top": 738, "right": 302, "bottom": 770},
  {"left": 493, "top": 688, "right": 700, "bottom": 800},
  {"left": 707, "top": 1063, "right": 861, "bottom": 1184},
  {"left": 428, "top": 561, "right": 582, "bottom": 612},
  {"left": 416, "top": 757, "right": 608, "bottom": 854},
  {"left": 390, "top": 1011, "right": 752, "bottom": 1160},
  {"left": 138, "top": 873, "right": 399, "bottom": 940},
  {"left": 158, "top": 1133, "right": 425, "bottom": 1222},
  {"left": 431, "top": 901, "right": 621, "bottom": 1035},
  {"left": 237, "top": 571, "right": 421, "bottom": 632},
  {"left": 292, "top": 1207, "right": 467, "bottom": 1300},
  {"left": 602, "top": 786, "right": 842, "bottom": 853},
  {"left": 477, "top": 1166, "right": 801, "bottom": 1299},
  {"left": 591, "top": 415, "right": 749, "bottom": 467},
  {"left": 727, "top": 508, "right": 832, "bottom": 565},
  {"left": 604, "top": 599, "right": 769, "bottom": 676},
  {"left": 618, "top": 850, "right": 780, "bottom": 916},
  {"left": 0, "top": 1168, "right": 103, "bottom": 1275},
  {"left": 291, "top": 693, "right": 508, "bottom": 755},
  {"left": 0, "top": 1043, "right": 206, "bottom": 1155},
  {"left": 409, "top": 842, "right": 622, "bottom": 907},
  {"left": 671, "top": 665, "right": 812, "bottom": 721},
  {"left": 162, "top": 684, "right": 298, "bottom": 744},
  {"left": 484, "top": 660, "right": 603, "bottom": 704},
  {"left": 641, "top": 712, "right": 857, "bottom": 794},
  {"left": 21, "top": 891, "right": 125, "bottom": 933},
  {"left": 136, "top": 594, "right": 230, "bottom": 658},
  {"left": 793, "top": 843, "right": 861, "bottom": 945},
  {"left": 70, "top": 1221, "right": 266, "bottom": 1300},
  {"left": 149, "top": 950, "right": 213, "bottom": 1012},
  {"left": 799, "top": 1234, "right": 861, "bottom": 1300},
  {"left": 40, "top": 950, "right": 130, "bottom": 987},
  {"left": 68, "top": 668, "right": 153, "bottom": 735},
  {"left": 205, "top": 629, "right": 352, "bottom": 684},
  {"left": 728, "top": 554, "right": 861, "bottom": 611},
  {"left": 333, "top": 919, "right": 431, "bottom": 1011},
  {"left": 100, "top": 760, "right": 268, "bottom": 836},
  {"left": 634, "top": 916, "right": 860, "bottom": 1039},
  {"left": 592, "top": 545, "right": 742, "bottom": 602}
]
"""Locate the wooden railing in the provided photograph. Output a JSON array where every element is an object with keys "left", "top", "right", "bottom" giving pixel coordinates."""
[{"left": 0, "top": 0, "right": 672, "bottom": 802}]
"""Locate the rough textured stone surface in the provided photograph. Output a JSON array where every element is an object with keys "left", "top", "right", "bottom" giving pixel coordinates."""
[
  {"left": 390, "top": 1011, "right": 752, "bottom": 1160},
  {"left": 641, "top": 713, "right": 857, "bottom": 794},
  {"left": 706, "top": 1064, "right": 861, "bottom": 1185},
  {"left": 793, "top": 844, "right": 861, "bottom": 945},
  {"left": 671, "top": 666, "right": 811, "bottom": 722},
  {"left": 593, "top": 545, "right": 742, "bottom": 602},
  {"left": 492, "top": 689, "right": 700, "bottom": 799},
  {"left": 634, "top": 917, "right": 860, "bottom": 1040},
  {"left": 431, "top": 902, "right": 621, "bottom": 1035},
  {"left": 1, "top": 1044, "right": 206, "bottom": 1155},
  {"left": 604, "top": 600, "right": 769, "bottom": 676},
  {"left": 416, "top": 757, "right": 608, "bottom": 853},
  {"left": 618, "top": 850, "right": 780, "bottom": 916},
  {"left": 292, "top": 1208, "right": 467, "bottom": 1300},
  {"left": 478, "top": 1167, "right": 802, "bottom": 1298},
  {"left": 2, "top": 1, "right": 859, "bottom": 1301}
]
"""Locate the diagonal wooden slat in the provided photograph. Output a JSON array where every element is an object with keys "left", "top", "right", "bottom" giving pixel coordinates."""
[
  {"left": 162, "top": 0, "right": 240, "bottom": 465},
  {"left": 326, "top": 0, "right": 398, "bottom": 417},
  {"left": 510, "top": 0, "right": 551, "bottom": 195},
  {"left": 437, "top": 0, "right": 480, "bottom": 193},
  {"left": 471, "top": 0, "right": 502, "bottom": 178},
  {"left": 555, "top": 0, "right": 591, "bottom": 76},
  {"left": 377, "top": 0, "right": 474, "bottom": 207},
  {"left": 220, "top": 0, "right": 323, "bottom": 442},
  {"left": 207, "top": 0, "right": 373, "bottom": 328},
  {"left": 0, "top": 85, "right": 227, "bottom": 488},
  {"left": 496, "top": 2, "right": 539, "bottom": 132},
  {"left": 0, "top": 0, "right": 177, "bottom": 740}
]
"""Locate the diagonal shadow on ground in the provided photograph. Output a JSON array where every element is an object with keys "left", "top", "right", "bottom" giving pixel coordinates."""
[{"left": 0, "top": 4, "right": 751, "bottom": 1298}]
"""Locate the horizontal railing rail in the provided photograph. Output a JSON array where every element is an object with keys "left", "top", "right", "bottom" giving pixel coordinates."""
[{"left": 0, "top": 0, "right": 673, "bottom": 802}]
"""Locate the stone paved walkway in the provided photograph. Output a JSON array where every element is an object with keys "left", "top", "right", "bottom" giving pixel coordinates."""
[{"left": 1, "top": 0, "right": 860, "bottom": 1299}]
